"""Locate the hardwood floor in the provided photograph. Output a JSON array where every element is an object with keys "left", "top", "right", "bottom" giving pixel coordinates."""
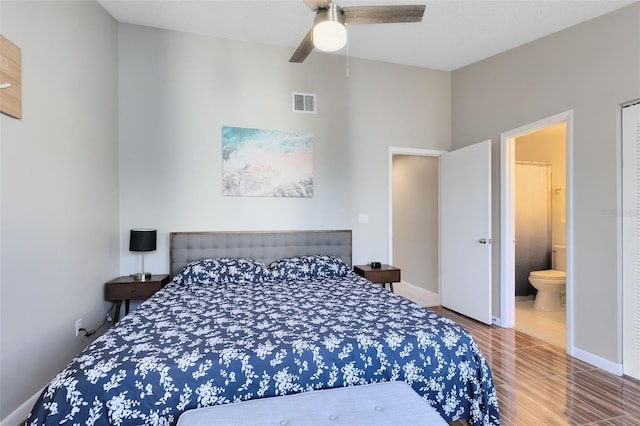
[{"left": 431, "top": 306, "right": 640, "bottom": 426}]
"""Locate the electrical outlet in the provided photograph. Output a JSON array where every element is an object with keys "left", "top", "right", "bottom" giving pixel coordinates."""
[
  {"left": 75, "top": 318, "right": 82, "bottom": 337},
  {"left": 106, "top": 313, "right": 113, "bottom": 322}
]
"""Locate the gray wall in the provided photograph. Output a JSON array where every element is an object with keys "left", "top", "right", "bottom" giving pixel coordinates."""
[
  {"left": 117, "top": 24, "right": 451, "bottom": 276},
  {"left": 451, "top": 3, "right": 640, "bottom": 363},
  {"left": 3, "top": 0, "right": 635, "bottom": 421},
  {"left": 0, "top": 13, "right": 450, "bottom": 420},
  {"left": 0, "top": 1, "right": 120, "bottom": 422},
  {"left": 392, "top": 155, "right": 439, "bottom": 293}
]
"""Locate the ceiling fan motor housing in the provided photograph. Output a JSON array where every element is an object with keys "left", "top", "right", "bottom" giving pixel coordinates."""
[{"left": 314, "top": 4, "right": 345, "bottom": 26}]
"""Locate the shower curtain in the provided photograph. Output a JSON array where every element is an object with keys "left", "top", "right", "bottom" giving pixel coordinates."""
[{"left": 515, "top": 162, "right": 551, "bottom": 296}]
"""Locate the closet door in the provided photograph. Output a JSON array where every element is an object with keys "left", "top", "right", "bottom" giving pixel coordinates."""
[{"left": 623, "top": 102, "right": 640, "bottom": 380}]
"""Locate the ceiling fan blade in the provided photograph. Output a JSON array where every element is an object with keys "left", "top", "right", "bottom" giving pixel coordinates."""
[
  {"left": 342, "top": 5, "right": 425, "bottom": 25},
  {"left": 303, "top": 0, "right": 331, "bottom": 12},
  {"left": 289, "top": 29, "right": 315, "bottom": 63}
]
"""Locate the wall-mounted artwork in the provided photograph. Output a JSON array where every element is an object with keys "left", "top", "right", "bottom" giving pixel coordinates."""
[
  {"left": 0, "top": 35, "right": 22, "bottom": 119},
  {"left": 222, "top": 126, "right": 313, "bottom": 197}
]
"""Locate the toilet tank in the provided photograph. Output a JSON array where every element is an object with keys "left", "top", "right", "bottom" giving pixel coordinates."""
[{"left": 552, "top": 245, "right": 566, "bottom": 272}]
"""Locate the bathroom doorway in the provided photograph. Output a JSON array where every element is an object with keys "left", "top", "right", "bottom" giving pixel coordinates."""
[
  {"left": 513, "top": 124, "right": 567, "bottom": 348},
  {"left": 500, "top": 111, "right": 573, "bottom": 353}
]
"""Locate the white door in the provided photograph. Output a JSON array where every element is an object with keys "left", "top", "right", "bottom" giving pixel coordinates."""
[
  {"left": 440, "top": 140, "right": 492, "bottom": 324},
  {"left": 623, "top": 102, "right": 640, "bottom": 380}
]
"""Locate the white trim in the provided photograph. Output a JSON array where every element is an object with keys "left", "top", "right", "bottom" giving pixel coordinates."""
[
  {"left": 572, "top": 348, "right": 623, "bottom": 376},
  {"left": 500, "top": 134, "right": 516, "bottom": 328},
  {"left": 621, "top": 102, "right": 638, "bottom": 379},
  {"left": 621, "top": 98, "right": 640, "bottom": 108},
  {"left": 387, "top": 147, "right": 447, "bottom": 262},
  {"left": 500, "top": 110, "right": 575, "bottom": 355},
  {"left": 1, "top": 388, "right": 41, "bottom": 426},
  {"left": 393, "top": 280, "right": 440, "bottom": 307},
  {"left": 617, "top": 103, "right": 624, "bottom": 376},
  {"left": 389, "top": 147, "right": 447, "bottom": 157}
]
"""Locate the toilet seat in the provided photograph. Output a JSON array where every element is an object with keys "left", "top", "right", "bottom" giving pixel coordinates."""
[{"left": 529, "top": 270, "right": 565, "bottom": 281}]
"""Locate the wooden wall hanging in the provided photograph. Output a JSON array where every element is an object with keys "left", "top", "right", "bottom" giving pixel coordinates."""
[{"left": 0, "top": 34, "right": 22, "bottom": 119}]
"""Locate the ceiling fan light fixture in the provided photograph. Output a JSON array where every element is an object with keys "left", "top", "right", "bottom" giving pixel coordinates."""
[
  {"left": 312, "top": 6, "right": 346, "bottom": 52},
  {"left": 291, "top": 1, "right": 425, "bottom": 64}
]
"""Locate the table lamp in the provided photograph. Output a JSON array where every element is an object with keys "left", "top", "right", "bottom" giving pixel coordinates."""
[{"left": 129, "top": 228, "right": 156, "bottom": 281}]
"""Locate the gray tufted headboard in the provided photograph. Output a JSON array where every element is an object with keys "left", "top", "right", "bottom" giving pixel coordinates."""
[{"left": 169, "top": 230, "right": 352, "bottom": 277}]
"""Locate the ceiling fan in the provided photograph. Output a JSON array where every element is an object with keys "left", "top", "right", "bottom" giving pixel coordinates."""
[{"left": 290, "top": 0, "right": 426, "bottom": 63}]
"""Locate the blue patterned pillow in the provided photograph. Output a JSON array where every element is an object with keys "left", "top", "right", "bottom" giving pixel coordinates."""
[
  {"left": 269, "top": 255, "right": 349, "bottom": 281},
  {"left": 172, "top": 258, "right": 271, "bottom": 285}
]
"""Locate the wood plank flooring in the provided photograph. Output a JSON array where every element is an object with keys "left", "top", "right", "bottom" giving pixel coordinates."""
[{"left": 430, "top": 306, "right": 640, "bottom": 426}]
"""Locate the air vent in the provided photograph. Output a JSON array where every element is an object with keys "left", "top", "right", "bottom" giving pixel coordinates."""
[{"left": 293, "top": 92, "right": 316, "bottom": 114}]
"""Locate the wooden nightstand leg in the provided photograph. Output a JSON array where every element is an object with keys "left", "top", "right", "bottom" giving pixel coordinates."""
[
  {"left": 125, "top": 299, "right": 130, "bottom": 316},
  {"left": 381, "top": 283, "right": 394, "bottom": 292},
  {"left": 114, "top": 300, "right": 122, "bottom": 323}
]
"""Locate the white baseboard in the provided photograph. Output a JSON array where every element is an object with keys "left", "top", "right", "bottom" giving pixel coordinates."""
[
  {"left": 393, "top": 281, "right": 439, "bottom": 307},
  {"left": 572, "top": 347, "right": 623, "bottom": 376},
  {"left": 1, "top": 389, "right": 40, "bottom": 426}
]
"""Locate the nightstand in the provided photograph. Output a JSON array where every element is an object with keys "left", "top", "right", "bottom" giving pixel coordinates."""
[
  {"left": 105, "top": 274, "right": 170, "bottom": 322},
  {"left": 353, "top": 264, "right": 401, "bottom": 292}
]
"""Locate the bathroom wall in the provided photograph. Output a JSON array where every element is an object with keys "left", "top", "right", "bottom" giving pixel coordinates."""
[{"left": 516, "top": 123, "right": 567, "bottom": 250}]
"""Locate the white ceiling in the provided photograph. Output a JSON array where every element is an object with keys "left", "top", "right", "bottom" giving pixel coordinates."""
[{"left": 97, "top": 0, "right": 637, "bottom": 71}]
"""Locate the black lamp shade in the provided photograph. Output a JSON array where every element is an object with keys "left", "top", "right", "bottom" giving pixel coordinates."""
[{"left": 129, "top": 229, "right": 157, "bottom": 252}]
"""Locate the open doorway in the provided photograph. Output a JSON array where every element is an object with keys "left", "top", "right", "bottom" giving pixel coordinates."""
[
  {"left": 500, "top": 111, "right": 574, "bottom": 353},
  {"left": 388, "top": 147, "right": 445, "bottom": 307},
  {"left": 513, "top": 124, "right": 567, "bottom": 348}
]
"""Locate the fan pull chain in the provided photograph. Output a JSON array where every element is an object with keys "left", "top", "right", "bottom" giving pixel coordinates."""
[{"left": 346, "top": 24, "right": 350, "bottom": 77}]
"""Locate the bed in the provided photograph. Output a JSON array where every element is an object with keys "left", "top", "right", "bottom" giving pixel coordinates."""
[{"left": 27, "top": 230, "right": 500, "bottom": 425}]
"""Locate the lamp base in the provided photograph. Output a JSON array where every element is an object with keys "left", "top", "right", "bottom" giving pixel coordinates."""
[{"left": 129, "top": 272, "right": 152, "bottom": 281}]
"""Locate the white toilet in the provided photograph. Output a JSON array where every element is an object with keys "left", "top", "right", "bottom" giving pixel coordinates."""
[{"left": 528, "top": 245, "right": 566, "bottom": 312}]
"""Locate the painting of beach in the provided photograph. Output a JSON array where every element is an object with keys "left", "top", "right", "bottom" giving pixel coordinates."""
[{"left": 222, "top": 126, "right": 313, "bottom": 197}]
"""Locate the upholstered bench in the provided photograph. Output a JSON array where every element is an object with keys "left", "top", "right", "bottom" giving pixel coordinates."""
[{"left": 177, "top": 381, "right": 448, "bottom": 426}]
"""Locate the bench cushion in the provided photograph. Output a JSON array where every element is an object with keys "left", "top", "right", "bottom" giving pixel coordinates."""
[{"left": 177, "top": 381, "right": 448, "bottom": 426}]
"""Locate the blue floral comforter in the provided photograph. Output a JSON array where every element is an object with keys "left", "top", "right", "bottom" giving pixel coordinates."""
[{"left": 27, "top": 273, "right": 500, "bottom": 425}]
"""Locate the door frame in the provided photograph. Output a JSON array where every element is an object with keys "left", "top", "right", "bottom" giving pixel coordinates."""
[
  {"left": 387, "top": 147, "right": 447, "bottom": 265},
  {"left": 622, "top": 100, "right": 640, "bottom": 379},
  {"left": 500, "top": 110, "right": 574, "bottom": 353}
]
